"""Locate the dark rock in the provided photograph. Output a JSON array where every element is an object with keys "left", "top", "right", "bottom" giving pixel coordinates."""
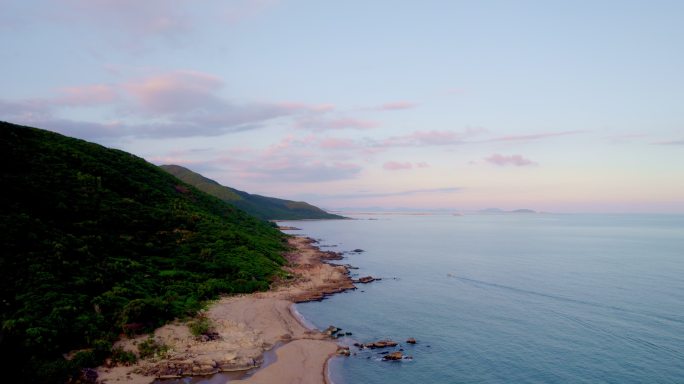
[
  {"left": 336, "top": 346, "right": 351, "bottom": 356},
  {"left": 324, "top": 325, "right": 341, "bottom": 336},
  {"left": 383, "top": 351, "right": 403, "bottom": 361},
  {"left": 355, "top": 276, "right": 376, "bottom": 284},
  {"left": 363, "top": 340, "right": 398, "bottom": 349},
  {"left": 322, "top": 251, "right": 344, "bottom": 260},
  {"left": 406, "top": 337, "right": 417, "bottom": 344},
  {"left": 352, "top": 249, "right": 365, "bottom": 253}
]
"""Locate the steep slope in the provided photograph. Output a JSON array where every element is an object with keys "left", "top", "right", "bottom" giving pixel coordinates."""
[
  {"left": 0, "top": 122, "right": 287, "bottom": 383},
  {"left": 161, "top": 164, "right": 344, "bottom": 220}
]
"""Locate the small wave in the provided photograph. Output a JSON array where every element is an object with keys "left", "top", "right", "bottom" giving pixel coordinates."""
[
  {"left": 550, "top": 310, "right": 684, "bottom": 361},
  {"left": 290, "top": 304, "right": 318, "bottom": 330},
  {"left": 451, "top": 275, "right": 684, "bottom": 325}
]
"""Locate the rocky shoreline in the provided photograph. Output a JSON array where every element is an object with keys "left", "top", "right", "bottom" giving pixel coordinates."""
[{"left": 96, "top": 234, "right": 363, "bottom": 384}]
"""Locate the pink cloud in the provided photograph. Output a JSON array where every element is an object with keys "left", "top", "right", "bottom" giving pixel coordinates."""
[
  {"left": 125, "top": 70, "right": 224, "bottom": 113},
  {"left": 118, "top": 70, "right": 307, "bottom": 135},
  {"left": 416, "top": 162, "right": 430, "bottom": 168},
  {"left": 484, "top": 154, "right": 537, "bottom": 167},
  {"left": 382, "top": 128, "right": 485, "bottom": 147},
  {"left": 375, "top": 101, "right": 417, "bottom": 111},
  {"left": 319, "top": 138, "right": 356, "bottom": 150},
  {"left": 208, "top": 133, "right": 366, "bottom": 183},
  {"left": 383, "top": 161, "right": 413, "bottom": 170},
  {"left": 4, "top": 69, "right": 370, "bottom": 140},
  {"left": 488, "top": 130, "right": 585, "bottom": 142},
  {"left": 262, "top": 135, "right": 297, "bottom": 157},
  {"left": 54, "top": 84, "right": 118, "bottom": 106},
  {"left": 296, "top": 117, "right": 380, "bottom": 130},
  {"left": 276, "top": 101, "right": 335, "bottom": 112},
  {"left": 238, "top": 158, "right": 362, "bottom": 182}
]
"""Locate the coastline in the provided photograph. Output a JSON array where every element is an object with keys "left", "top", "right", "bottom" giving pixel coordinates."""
[{"left": 97, "top": 234, "right": 355, "bottom": 384}]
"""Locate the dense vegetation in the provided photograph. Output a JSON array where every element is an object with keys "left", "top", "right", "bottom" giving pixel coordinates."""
[
  {"left": 0, "top": 122, "right": 288, "bottom": 383},
  {"left": 161, "top": 164, "right": 345, "bottom": 220}
]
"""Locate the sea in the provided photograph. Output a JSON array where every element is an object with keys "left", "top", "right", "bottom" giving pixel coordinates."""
[{"left": 279, "top": 213, "right": 684, "bottom": 384}]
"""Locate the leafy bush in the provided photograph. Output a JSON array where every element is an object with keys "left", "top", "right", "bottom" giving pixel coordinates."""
[
  {"left": 137, "top": 337, "right": 168, "bottom": 360},
  {"left": 110, "top": 347, "right": 137, "bottom": 365},
  {"left": 188, "top": 315, "right": 213, "bottom": 337}
]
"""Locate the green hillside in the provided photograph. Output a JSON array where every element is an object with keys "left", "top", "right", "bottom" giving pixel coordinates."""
[
  {"left": 161, "top": 164, "right": 345, "bottom": 220},
  {"left": 0, "top": 122, "right": 288, "bottom": 383}
]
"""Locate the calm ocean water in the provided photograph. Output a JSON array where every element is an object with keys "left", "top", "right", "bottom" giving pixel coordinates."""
[{"left": 282, "top": 213, "right": 684, "bottom": 384}]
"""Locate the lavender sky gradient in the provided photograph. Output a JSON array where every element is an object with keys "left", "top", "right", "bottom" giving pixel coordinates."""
[{"left": 2, "top": 0, "right": 683, "bottom": 212}]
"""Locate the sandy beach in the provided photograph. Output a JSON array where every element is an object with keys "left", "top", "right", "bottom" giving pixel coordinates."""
[{"left": 97, "top": 235, "right": 355, "bottom": 384}]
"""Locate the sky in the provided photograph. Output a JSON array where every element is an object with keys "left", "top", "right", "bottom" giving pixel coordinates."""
[{"left": 1, "top": 0, "right": 683, "bottom": 213}]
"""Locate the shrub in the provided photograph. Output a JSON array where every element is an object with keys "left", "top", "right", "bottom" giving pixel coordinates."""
[
  {"left": 137, "top": 337, "right": 168, "bottom": 360},
  {"left": 188, "top": 315, "right": 213, "bottom": 337},
  {"left": 110, "top": 347, "right": 137, "bottom": 365}
]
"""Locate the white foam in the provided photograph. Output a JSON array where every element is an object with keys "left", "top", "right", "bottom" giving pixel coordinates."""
[{"left": 290, "top": 304, "right": 318, "bottom": 331}]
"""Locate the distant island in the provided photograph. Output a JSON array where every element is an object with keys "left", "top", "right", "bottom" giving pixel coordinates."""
[
  {"left": 161, "top": 165, "right": 344, "bottom": 221},
  {"left": 478, "top": 208, "right": 538, "bottom": 214}
]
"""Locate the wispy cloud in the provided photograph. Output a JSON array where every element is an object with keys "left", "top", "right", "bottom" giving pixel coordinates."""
[
  {"left": 382, "top": 161, "right": 430, "bottom": 170},
  {"left": 243, "top": 161, "right": 362, "bottom": 182},
  {"left": 381, "top": 128, "right": 486, "bottom": 147},
  {"left": 54, "top": 84, "right": 119, "bottom": 107},
  {"left": 486, "top": 130, "right": 585, "bottom": 142},
  {"left": 383, "top": 161, "right": 413, "bottom": 170},
  {"left": 1, "top": 70, "right": 337, "bottom": 139},
  {"left": 653, "top": 139, "right": 684, "bottom": 145},
  {"left": 374, "top": 101, "right": 418, "bottom": 111},
  {"left": 0, "top": 99, "right": 52, "bottom": 121},
  {"left": 207, "top": 135, "right": 365, "bottom": 183},
  {"left": 603, "top": 133, "right": 650, "bottom": 144},
  {"left": 295, "top": 117, "right": 380, "bottom": 131},
  {"left": 318, "top": 138, "right": 357, "bottom": 150},
  {"left": 302, "top": 187, "right": 461, "bottom": 200},
  {"left": 484, "top": 154, "right": 537, "bottom": 167},
  {"left": 276, "top": 102, "right": 335, "bottom": 112},
  {"left": 125, "top": 70, "right": 224, "bottom": 114}
]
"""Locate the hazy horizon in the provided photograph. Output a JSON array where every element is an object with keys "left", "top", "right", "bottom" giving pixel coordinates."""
[{"left": 2, "top": 1, "right": 683, "bottom": 213}]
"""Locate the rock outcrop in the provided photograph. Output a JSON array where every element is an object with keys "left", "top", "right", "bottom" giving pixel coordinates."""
[
  {"left": 336, "top": 346, "right": 351, "bottom": 356},
  {"left": 361, "top": 340, "right": 398, "bottom": 349},
  {"left": 383, "top": 351, "right": 403, "bottom": 360},
  {"left": 355, "top": 276, "right": 379, "bottom": 284}
]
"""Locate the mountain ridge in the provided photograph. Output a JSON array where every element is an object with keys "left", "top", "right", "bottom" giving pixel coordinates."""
[{"left": 160, "top": 164, "right": 344, "bottom": 220}]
